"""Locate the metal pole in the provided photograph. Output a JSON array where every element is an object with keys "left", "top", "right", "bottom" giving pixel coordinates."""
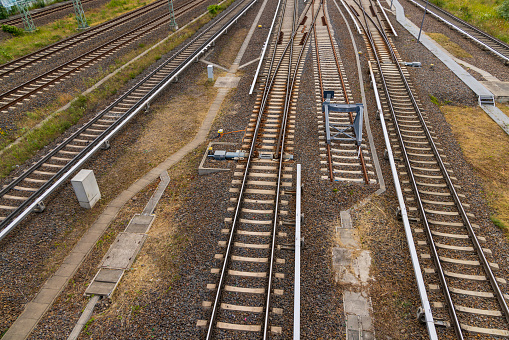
[
  {"left": 417, "top": 0, "right": 429, "bottom": 43},
  {"left": 168, "top": 0, "right": 178, "bottom": 31},
  {"left": 293, "top": 164, "right": 301, "bottom": 340},
  {"left": 390, "top": 0, "right": 394, "bottom": 10},
  {"left": 71, "top": 0, "right": 89, "bottom": 29},
  {"left": 16, "top": 0, "right": 35, "bottom": 32}
]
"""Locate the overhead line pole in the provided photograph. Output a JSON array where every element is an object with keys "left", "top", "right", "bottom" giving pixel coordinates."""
[
  {"left": 16, "top": 0, "right": 36, "bottom": 32},
  {"left": 71, "top": 0, "right": 89, "bottom": 29},
  {"left": 168, "top": 0, "right": 178, "bottom": 31}
]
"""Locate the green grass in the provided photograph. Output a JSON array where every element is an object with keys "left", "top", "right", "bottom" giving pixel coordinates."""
[
  {"left": 491, "top": 215, "right": 509, "bottom": 230},
  {"left": 431, "top": 0, "right": 509, "bottom": 44},
  {"left": 0, "top": 0, "right": 152, "bottom": 64}
]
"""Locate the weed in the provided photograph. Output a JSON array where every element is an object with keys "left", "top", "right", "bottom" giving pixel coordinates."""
[
  {"left": 207, "top": 4, "right": 222, "bottom": 16},
  {"left": 460, "top": 5, "right": 472, "bottom": 20},
  {"left": 83, "top": 317, "right": 95, "bottom": 334},
  {"left": 0, "top": 3, "right": 8, "bottom": 20},
  {"left": 491, "top": 215, "right": 509, "bottom": 229},
  {"left": 429, "top": 95, "right": 440, "bottom": 106},
  {"left": 333, "top": 188, "right": 338, "bottom": 192},
  {"left": 498, "top": 0, "right": 509, "bottom": 20},
  {"left": 429, "top": 94, "right": 451, "bottom": 106},
  {"left": 33, "top": 0, "right": 46, "bottom": 9},
  {"left": 1, "top": 24, "right": 24, "bottom": 36},
  {"left": 430, "top": 0, "right": 445, "bottom": 6}
]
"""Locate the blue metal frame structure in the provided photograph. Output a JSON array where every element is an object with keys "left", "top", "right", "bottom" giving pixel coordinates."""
[{"left": 322, "top": 90, "right": 364, "bottom": 146}]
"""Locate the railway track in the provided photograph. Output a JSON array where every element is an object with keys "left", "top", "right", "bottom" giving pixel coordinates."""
[
  {"left": 0, "top": 0, "right": 175, "bottom": 83},
  {"left": 405, "top": 0, "right": 509, "bottom": 64},
  {"left": 0, "top": 0, "right": 257, "bottom": 242},
  {"left": 0, "top": 0, "right": 209, "bottom": 113},
  {"left": 200, "top": 0, "right": 318, "bottom": 338},
  {"left": 311, "top": 1, "right": 374, "bottom": 184},
  {"left": 0, "top": 0, "right": 94, "bottom": 27},
  {"left": 351, "top": 0, "right": 509, "bottom": 337}
]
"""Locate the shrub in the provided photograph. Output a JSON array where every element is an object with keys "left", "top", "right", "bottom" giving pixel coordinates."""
[
  {"left": 33, "top": 0, "right": 46, "bottom": 9},
  {"left": 460, "top": 5, "right": 472, "bottom": 20},
  {"left": 0, "top": 4, "right": 8, "bottom": 20},
  {"left": 207, "top": 4, "right": 222, "bottom": 16},
  {"left": 498, "top": 0, "right": 509, "bottom": 20},
  {"left": 1, "top": 24, "right": 24, "bottom": 36}
]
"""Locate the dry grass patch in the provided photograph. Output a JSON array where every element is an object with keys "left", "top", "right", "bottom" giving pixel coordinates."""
[
  {"left": 88, "top": 145, "right": 205, "bottom": 332},
  {"left": 216, "top": 27, "right": 248, "bottom": 67},
  {"left": 99, "top": 72, "right": 217, "bottom": 191},
  {"left": 427, "top": 32, "right": 473, "bottom": 59},
  {"left": 442, "top": 105, "right": 509, "bottom": 231}
]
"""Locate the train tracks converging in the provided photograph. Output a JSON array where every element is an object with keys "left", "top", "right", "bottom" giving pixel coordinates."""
[
  {"left": 201, "top": 0, "right": 319, "bottom": 337},
  {"left": 406, "top": 0, "right": 509, "bottom": 64},
  {"left": 0, "top": 0, "right": 210, "bottom": 114},
  {"left": 311, "top": 2, "right": 374, "bottom": 184},
  {"left": 349, "top": 0, "right": 509, "bottom": 337},
  {"left": 0, "top": 0, "right": 258, "bottom": 242}
]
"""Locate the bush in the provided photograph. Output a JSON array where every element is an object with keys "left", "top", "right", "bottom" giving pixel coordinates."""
[
  {"left": 34, "top": 0, "right": 46, "bottom": 9},
  {"left": 0, "top": 4, "right": 8, "bottom": 20},
  {"left": 1, "top": 24, "right": 24, "bottom": 36},
  {"left": 498, "top": 0, "right": 509, "bottom": 20},
  {"left": 207, "top": 4, "right": 222, "bottom": 16}
]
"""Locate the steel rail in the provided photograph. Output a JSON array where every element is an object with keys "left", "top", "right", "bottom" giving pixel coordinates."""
[
  {"left": 0, "top": 0, "right": 207, "bottom": 111},
  {"left": 0, "top": 0, "right": 258, "bottom": 242},
  {"left": 0, "top": 0, "right": 167, "bottom": 77},
  {"left": 274, "top": 0, "right": 298, "bottom": 159},
  {"left": 355, "top": 0, "right": 465, "bottom": 337},
  {"left": 248, "top": 0, "right": 284, "bottom": 94},
  {"left": 265, "top": 4, "right": 320, "bottom": 338},
  {"left": 363, "top": 0, "right": 509, "bottom": 335},
  {"left": 368, "top": 61, "right": 437, "bottom": 338},
  {"left": 321, "top": 8, "right": 369, "bottom": 184},
  {"left": 374, "top": 0, "right": 396, "bottom": 36},
  {"left": 367, "top": 0, "right": 509, "bottom": 330},
  {"left": 407, "top": 0, "right": 509, "bottom": 63},
  {"left": 311, "top": 13, "right": 333, "bottom": 181},
  {"left": 205, "top": 0, "right": 317, "bottom": 337},
  {"left": 339, "top": 0, "right": 362, "bottom": 34},
  {"left": 293, "top": 163, "right": 301, "bottom": 339}
]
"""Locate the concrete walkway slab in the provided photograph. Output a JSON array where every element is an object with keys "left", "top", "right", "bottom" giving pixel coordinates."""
[
  {"left": 389, "top": 0, "right": 509, "bottom": 136},
  {"left": 390, "top": 0, "right": 492, "bottom": 98}
]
